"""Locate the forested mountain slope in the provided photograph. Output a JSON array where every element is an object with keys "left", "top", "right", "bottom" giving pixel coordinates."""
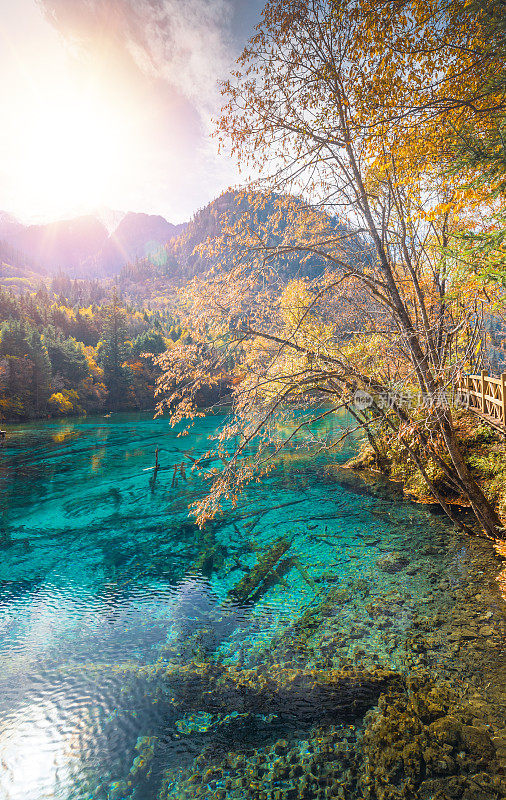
[{"left": 120, "top": 190, "right": 368, "bottom": 293}]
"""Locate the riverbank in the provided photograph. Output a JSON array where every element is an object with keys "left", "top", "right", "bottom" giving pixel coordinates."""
[{"left": 344, "top": 411, "right": 506, "bottom": 527}]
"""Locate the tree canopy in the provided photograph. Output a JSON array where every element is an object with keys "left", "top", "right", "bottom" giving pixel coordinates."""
[{"left": 156, "top": 0, "right": 506, "bottom": 539}]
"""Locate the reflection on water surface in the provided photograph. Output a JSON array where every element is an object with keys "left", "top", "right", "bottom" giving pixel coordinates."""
[{"left": 0, "top": 411, "right": 504, "bottom": 800}]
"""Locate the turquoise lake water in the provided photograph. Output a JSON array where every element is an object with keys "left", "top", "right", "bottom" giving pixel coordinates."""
[{"left": 0, "top": 411, "right": 504, "bottom": 800}]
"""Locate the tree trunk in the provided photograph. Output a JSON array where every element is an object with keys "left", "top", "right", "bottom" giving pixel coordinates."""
[{"left": 437, "top": 411, "right": 504, "bottom": 539}]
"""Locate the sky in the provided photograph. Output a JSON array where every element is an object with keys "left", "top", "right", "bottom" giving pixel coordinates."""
[{"left": 0, "top": 0, "right": 264, "bottom": 224}]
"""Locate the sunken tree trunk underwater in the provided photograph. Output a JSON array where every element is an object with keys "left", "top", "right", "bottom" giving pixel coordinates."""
[{"left": 72, "top": 660, "right": 400, "bottom": 725}]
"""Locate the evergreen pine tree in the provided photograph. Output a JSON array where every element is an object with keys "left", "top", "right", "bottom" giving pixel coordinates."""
[
  {"left": 0, "top": 319, "right": 51, "bottom": 415},
  {"left": 26, "top": 329, "right": 51, "bottom": 412},
  {"left": 43, "top": 326, "right": 89, "bottom": 383},
  {"left": 98, "top": 290, "right": 131, "bottom": 408}
]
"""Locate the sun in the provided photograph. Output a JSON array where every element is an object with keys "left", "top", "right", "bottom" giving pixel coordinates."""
[{"left": 14, "top": 83, "right": 133, "bottom": 220}]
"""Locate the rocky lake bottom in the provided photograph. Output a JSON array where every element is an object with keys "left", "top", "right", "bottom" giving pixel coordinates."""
[{"left": 0, "top": 411, "right": 504, "bottom": 800}]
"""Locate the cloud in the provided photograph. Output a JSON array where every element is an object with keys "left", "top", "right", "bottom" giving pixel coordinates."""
[{"left": 38, "top": 0, "right": 235, "bottom": 119}]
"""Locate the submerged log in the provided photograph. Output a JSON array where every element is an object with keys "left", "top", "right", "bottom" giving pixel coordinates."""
[
  {"left": 193, "top": 540, "right": 227, "bottom": 577},
  {"left": 228, "top": 536, "right": 292, "bottom": 604},
  {"left": 249, "top": 555, "right": 295, "bottom": 602},
  {"left": 76, "top": 660, "right": 400, "bottom": 723}
]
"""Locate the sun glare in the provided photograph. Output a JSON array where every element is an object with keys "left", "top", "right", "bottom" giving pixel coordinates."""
[
  {"left": 14, "top": 85, "right": 132, "bottom": 220},
  {"left": 0, "top": 700, "right": 73, "bottom": 800}
]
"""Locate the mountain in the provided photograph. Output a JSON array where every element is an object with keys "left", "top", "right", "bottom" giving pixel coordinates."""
[
  {"left": 119, "top": 190, "right": 367, "bottom": 294},
  {"left": 89, "top": 212, "right": 185, "bottom": 276},
  {"left": 0, "top": 212, "right": 24, "bottom": 242},
  {"left": 93, "top": 207, "right": 126, "bottom": 234},
  {"left": 120, "top": 191, "right": 300, "bottom": 286},
  {"left": 0, "top": 211, "right": 186, "bottom": 277},
  {"left": 0, "top": 192, "right": 363, "bottom": 285},
  {"left": 2, "top": 216, "right": 109, "bottom": 275}
]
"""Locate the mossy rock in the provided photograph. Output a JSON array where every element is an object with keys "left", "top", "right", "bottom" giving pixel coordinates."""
[
  {"left": 428, "top": 716, "right": 462, "bottom": 746},
  {"left": 376, "top": 552, "right": 410, "bottom": 574},
  {"left": 459, "top": 724, "right": 495, "bottom": 762},
  {"left": 360, "top": 674, "right": 499, "bottom": 800}
]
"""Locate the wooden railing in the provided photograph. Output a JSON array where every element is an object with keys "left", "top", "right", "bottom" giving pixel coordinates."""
[{"left": 457, "top": 371, "right": 506, "bottom": 430}]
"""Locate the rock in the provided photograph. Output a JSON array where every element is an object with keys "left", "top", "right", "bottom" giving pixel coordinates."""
[
  {"left": 478, "top": 625, "right": 494, "bottom": 636},
  {"left": 376, "top": 552, "right": 409, "bottom": 573},
  {"left": 359, "top": 676, "right": 501, "bottom": 800},
  {"left": 428, "top": 716, "right": 462, "bottom": 746},
  {"left": 491, "top": 734, "right": 506, "bottom": 754},
  {"left": 418, "top": 777, "right": 461, "bottom": 799},
  {"left": 421, "top": 545, "right": 440, "bottom": 555},
  {"left": 459, "top": 725, "right": 495, "bottom": 761},
  {"left": 459, "top": 628, "right": 478, "bottom": 640},
  {"left": 402, "top": 740, "right": 423, "bottom": 781}
]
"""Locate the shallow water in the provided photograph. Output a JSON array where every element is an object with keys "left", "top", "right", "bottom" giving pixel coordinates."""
[{"left": 0, "top": 411, "right": 504, "bottom": 800}]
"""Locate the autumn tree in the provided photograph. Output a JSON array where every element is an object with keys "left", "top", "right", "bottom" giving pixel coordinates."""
[
  {"left": 435, "top": 1, "right": 506, "bottom": 285},
  {"left": 157, "top": 0, "right": 505, "bottom": 538}
]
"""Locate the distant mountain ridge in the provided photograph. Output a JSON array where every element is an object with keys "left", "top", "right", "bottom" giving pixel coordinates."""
[
  {"left": 0, "top": 192, "right": 366, "bottom": 287},
  {"left": 88, "top": 213, "right": 186, "bottom": 276},
  {"left": 0, "top": 210, "right": 186, "bottom": 277}
]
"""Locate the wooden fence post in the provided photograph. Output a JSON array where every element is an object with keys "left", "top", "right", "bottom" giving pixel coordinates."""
[
  {"left": 502, "top": 373, "right": 506, "bottom": 427},
  {"left": 481, "top": 370, "right": 487, "bottom": 414}
]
